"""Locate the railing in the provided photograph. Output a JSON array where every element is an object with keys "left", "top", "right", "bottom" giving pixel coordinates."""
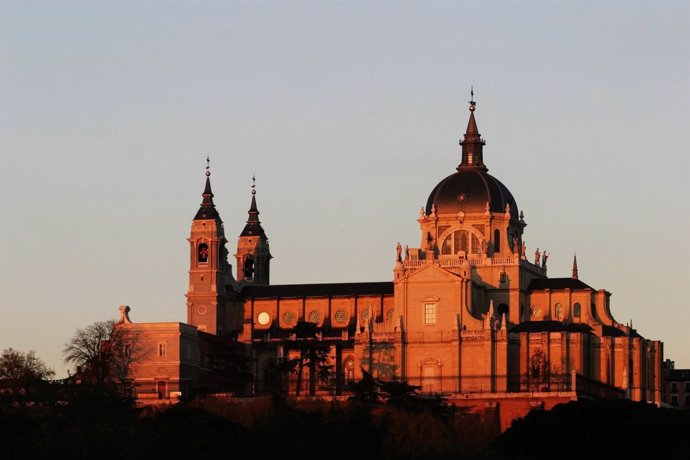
[
  {"left": 402, "top": 256, "right": 527, "bottom": 270},
  {"left": 402, "top": 259, "right": 427, "bottom": 268}
]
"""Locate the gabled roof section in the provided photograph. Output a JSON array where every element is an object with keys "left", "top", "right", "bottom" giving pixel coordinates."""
[
  {"left": 528, "top": 277, "right": 593, "bottom": 291},
  {"left": 242, "top": 282, "right": 393, "bottom": 299}
]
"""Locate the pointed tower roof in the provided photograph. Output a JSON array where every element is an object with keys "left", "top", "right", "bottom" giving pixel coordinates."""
[
  {"left": 458, "top": 88, "right": 488, "bottom": 172},
  {"left": 240, "top": 176, "right": 266, "bottom": 237},
  {"left": 572, "top": 253, "right": 579, "bottom": 280},
  {"left": 194, "top": 157, "right": 222, "bottom": 222}
]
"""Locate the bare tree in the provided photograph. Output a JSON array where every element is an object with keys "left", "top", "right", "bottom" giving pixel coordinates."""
[
  {"left": 63, "top": 319, "right": 141, "bottom": 395},
  {"left": 0, "top": 348, "right": 54, "bottom": 381}
]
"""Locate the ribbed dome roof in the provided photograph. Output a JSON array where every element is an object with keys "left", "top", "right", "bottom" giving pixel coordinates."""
[
  {"left": 425, "top": 96, "right": 518, "bottom": 219},
  {"left": 425, "top": 170, "right": 518, "bottom": 218}
]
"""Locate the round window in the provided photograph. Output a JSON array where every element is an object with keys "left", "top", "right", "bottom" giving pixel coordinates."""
[
  {"left": 335, "top": 310, "right": 348, "bottom": 323},
  {"left": 283, "top": 311, "right": 296, "bottom": 324},
  {"left": 308, "top": 310, "right": 321, "bottom": 323},
  {"left": 198, "top": 305, "right": 207, "bottom": 315},
  {"left": 257, "top": 312, "right": 271, "bottom": 326},
  {"left": 360, "top": 310, "right": 370, "bottom": 321},
  {"left": 530, "top": 306, "right": 542, "bottom": 318}
]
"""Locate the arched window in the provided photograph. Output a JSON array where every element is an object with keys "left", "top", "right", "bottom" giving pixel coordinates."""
[
  {"left": 244, "top": 256, "right": 255, "bottom": 279},
  {"left": 198, "top": 243, "right": 209, "bottom": 263},
  {"left": 531, "top": 351, "right": 545, "bottom": 380},
  {"left": 440, "top": 230, "right": 481, "bottom": 256},
  {"left": 573, "top": 303, "right": 581, "bottom": 318},
  {"left": 343, "top": 357, "right": 355, "bottom": 384},
  {"left": 494, "top": 229, "right": 501, "bottom": 253},
  {"left": 497, "top": 303, "right": 509, "bottom": 318},
  {"left": 554, "top": 303, "right": 563, "bottom": 320}
]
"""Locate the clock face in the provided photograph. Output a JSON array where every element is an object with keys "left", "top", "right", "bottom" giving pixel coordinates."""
[{"left": 257, "top": 312, "right": 271, "bottom": 326}]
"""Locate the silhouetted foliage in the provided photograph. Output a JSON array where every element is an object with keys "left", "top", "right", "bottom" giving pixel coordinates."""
[
  {"left": 488, "top": 399, "right": 690, "bottom": 460},
  {"left": 4, "top": 380, "right": 687, "bottom": 460},
  {"left": 0, "top": 348, "right": 54, "bottom": 382},
  {"left": 280, "top": 321, "right": 333, "bottom": 396}
]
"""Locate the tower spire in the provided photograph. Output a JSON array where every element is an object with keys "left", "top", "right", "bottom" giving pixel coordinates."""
[
  {"left": 458, "top": 87, "right": 487, "bottom": 172},
  {"left": 247, "top": 175, "right": 260, "bottom": 224},
  {"left": 572, "top": 253, "right": 579, "bottom": 280},
  {"left": 241, "top": 176, "right": 264, "bottom": 234},
  {"left": 194, "top": 156, "right": 220, "bottom": 221},
  {"left": 237, "top": 175, "right": 271, "bottom": 285}
]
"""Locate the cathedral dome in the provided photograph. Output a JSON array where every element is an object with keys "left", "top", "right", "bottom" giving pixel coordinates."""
[
  {"left": 425, "top": 170, "right": 518, "bottom": 218},
  {"left": 425, "top": 97, "right": 518, "bottom": 219}
]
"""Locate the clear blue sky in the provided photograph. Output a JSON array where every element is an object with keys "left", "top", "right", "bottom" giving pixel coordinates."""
[{"left": 1, "top": 1, "right": 688, "bottom": 377}]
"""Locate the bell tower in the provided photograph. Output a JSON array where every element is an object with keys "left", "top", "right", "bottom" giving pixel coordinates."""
[
  {"left": 236, "top": 177, "right": 271, "bottom": 285},
  {"left": 186, "top": 159, "right": 232, "bottom": 335}
]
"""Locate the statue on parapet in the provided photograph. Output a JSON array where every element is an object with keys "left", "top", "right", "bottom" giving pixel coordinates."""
[{"left": 534, "top": 248, "right": 541, "bottom": 266}]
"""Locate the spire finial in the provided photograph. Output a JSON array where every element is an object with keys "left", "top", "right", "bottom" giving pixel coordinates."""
[
  {"left": 251, "top": 174, "right": 256, "bottom": 196},
  {"left": 458, "top": 86, "right": 486, "bottom": 171},
  {"left": 194, "top": 155, "right": 219, "bottom": 220},
  {"left": 572, "top": 253, "right": 579, "bottom": 280}
]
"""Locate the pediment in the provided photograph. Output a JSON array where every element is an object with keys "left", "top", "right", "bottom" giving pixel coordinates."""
[{"left": 401, "top": 263, "right": 464, "bottom": 284}]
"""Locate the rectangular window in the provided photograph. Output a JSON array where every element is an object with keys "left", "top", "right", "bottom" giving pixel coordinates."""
[
  {"left": 424, "top": 303, "right": 437, "bottom": 325},
  {"left": 686, "top": 382, "right": 690, "bottom": 392},
  {"left": 671, "top": 395, "right": 678, "bottom": 406},
  {"left": 671, "top": 382, "right": 678, "bottom": 393},
  {"left": 158, "top": 342, "right": 167, "bottom": 358},
  {"left": 686, "top": 395, "right": 690, "bottom": 407}
]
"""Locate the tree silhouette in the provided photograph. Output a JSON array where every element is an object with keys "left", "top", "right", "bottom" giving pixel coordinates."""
[
  {"left": 280, "top": 321, "right": 332, "bottom": 396},
  {"left": 63, "top": 320, "right": 142, "bottom": 396},
  {"left": 0, "top": 348, "right": 54, "bottom": 382}
]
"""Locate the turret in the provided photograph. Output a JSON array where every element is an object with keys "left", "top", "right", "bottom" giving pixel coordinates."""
[{"left": 236, "top": 176, "right": 272, "bottom": 285}]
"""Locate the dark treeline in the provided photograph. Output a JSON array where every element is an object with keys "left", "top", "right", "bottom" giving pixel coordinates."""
[{"left": 2, "top": 380, "right": 689, "bottom": 460}]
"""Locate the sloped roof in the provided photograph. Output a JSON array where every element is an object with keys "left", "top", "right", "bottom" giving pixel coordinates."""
[
  {"left": 528, "top": 278, "right": 593, "bottom": 291},
  {"left": 242, "top": 282, "right": 393, "bottom": 299}
]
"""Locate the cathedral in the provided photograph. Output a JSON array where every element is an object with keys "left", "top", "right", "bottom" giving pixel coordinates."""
[{"left": 122, "top": 98, "right": 663, "bottom": 427}]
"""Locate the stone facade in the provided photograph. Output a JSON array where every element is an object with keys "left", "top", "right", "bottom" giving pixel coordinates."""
[{"left": 125, "top": 101, "right": 664, "bottom": 426}]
